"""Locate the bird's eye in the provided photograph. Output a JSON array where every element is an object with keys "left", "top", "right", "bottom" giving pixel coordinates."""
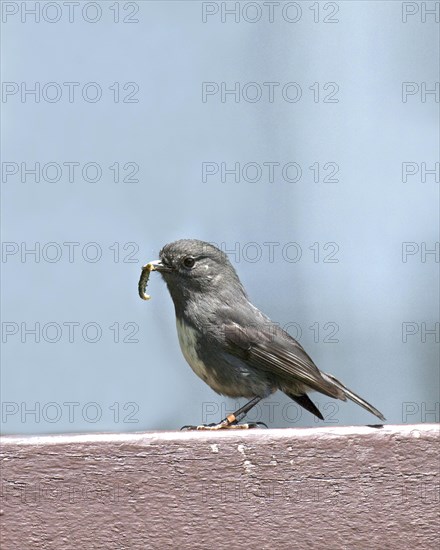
[{"left": 182, "top": 256, "right": 195, "bottom": 269}]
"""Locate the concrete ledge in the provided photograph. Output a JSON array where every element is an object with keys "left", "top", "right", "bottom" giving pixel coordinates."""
[{"left": 1, "top": 424, "right": 439, "bottom": 549}]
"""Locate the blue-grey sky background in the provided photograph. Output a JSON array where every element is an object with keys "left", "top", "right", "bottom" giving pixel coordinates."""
[{"left": 1, "top": 1, "right": 439, "bottom": 434}]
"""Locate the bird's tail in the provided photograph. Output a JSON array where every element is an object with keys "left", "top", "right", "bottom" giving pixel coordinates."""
[{"left": 322, "top": 372, "right": 386, "bottom": 422}]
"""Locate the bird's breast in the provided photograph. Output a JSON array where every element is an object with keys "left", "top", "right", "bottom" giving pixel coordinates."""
[{"left": 175, "top": 318, "right": 210, "bottom": 383}]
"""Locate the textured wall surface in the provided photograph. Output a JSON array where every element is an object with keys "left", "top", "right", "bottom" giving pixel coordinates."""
[{"left": 1, "top": 424, "right": 438, "bottom": 549}]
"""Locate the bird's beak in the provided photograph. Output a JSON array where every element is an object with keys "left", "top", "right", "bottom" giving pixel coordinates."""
[
  {"left": 144, "top": 259, "right": 170, "bottom": 273},
  {"left": 138, "top": 260, "right": 171, "bottom": 301}
]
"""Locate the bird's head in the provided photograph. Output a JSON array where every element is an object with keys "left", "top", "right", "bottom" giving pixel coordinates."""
[{"left": 143, "top": 239, "right": 247, "bottom": 307}]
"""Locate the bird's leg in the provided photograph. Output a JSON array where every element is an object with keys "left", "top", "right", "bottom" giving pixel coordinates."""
[
  {"left": 222, "top": 396, "right": 263, "bottom": 426},
  {"left": 181, "top": 397, "right": 266, "bottom": 431}
]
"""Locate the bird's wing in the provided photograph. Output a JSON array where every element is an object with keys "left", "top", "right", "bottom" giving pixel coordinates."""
[{"left": 222, "top": 321, "right": 343, "bottom": 399}]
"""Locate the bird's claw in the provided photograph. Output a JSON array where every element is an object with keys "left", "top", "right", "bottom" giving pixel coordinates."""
[
  {"left": 180, "top": 421, "right": 268, "bottom": 431},
  {"left": 248, "top": 422, "right": 268, "bottom": 429}
]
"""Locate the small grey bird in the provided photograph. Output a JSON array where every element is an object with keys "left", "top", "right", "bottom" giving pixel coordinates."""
[{"left": 140, "top": 239, "right": 385, "bottom": 429}]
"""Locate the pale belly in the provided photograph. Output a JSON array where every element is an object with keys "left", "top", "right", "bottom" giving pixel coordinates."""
[{"left": 176, "top": 318, "right": 210, "bottom": 384}]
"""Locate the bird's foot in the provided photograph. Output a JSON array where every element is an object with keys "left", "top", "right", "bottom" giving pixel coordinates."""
[{"left": 180, "top": 421, "right": 268, "bottom": 431}]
